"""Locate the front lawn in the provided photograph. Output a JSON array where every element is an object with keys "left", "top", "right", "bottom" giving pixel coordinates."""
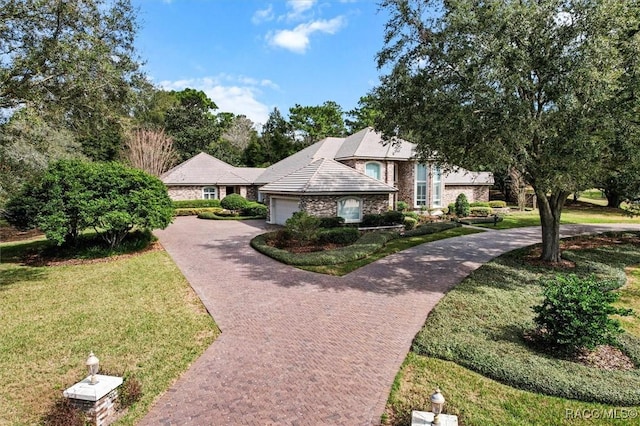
[
  {"left": 479, "top": 201, "right": 640, "bottom": 230},
  {"left": 384, "top": 233, "right": 640, "bottom": 425},
  {"left": 0, "top": 238, "right": 218, "bottom": 425}
]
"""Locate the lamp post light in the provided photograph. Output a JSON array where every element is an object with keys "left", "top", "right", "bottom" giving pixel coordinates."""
[
  {"left": 430, "top": 388, "right": 445, "bottom": 425},
  {"left": 86, "top": 352, "right": 100, "bottom": 385}
]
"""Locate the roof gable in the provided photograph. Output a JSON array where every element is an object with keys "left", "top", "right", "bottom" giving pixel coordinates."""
[
  {"left": 161, "top": 152, "right": 262, "bottom": 185},
  {"left": 334, "top": 127, "right": 415, "bottom": 160}
]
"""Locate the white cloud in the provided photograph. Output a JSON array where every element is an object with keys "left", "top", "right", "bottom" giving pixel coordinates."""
[
  {"left": 158, "top": 76, "right": 274, "bottom": 126},
  {"left": 286, "top": 0, "right": 316, "bottom": 21},
  {"left": 252, "top": 5, "right": 274, "bottom": 24},
  {"left": 267, "top": 16, "right": 345, "bottom": 54}
]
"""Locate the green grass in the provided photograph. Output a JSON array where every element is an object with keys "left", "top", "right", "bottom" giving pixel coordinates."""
[
  {"left": 385, "top": 234, "right": 640, "bottom": 425},
  {"left": 479, "top": 202, "right": 640, "bottom": 230},
  {"left": 300, "top": 227, "right": 482, "bottom": 276},
  {"left": 0, "top": 240, "right": 218, "bottom": 425}
]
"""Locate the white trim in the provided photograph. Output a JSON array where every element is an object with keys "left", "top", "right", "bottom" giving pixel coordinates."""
[
  {"left": 337, "top": 196, "right": 363, "bottom": 223},
  {"left": 202, "top": 186, "right": 217, "bottom": 200}
]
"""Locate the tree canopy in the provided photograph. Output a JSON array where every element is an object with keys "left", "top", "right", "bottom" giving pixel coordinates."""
[
  {"left": 374, "top": 0, "right": 640, "bottom": 261},
  {"left": 288, "top": 101, "right": 347, "bottom": 145}
]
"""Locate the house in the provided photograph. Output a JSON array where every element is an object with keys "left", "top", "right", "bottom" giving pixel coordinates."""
[{"left": 161, "top": 127, "right": 494, "bottom": 225}]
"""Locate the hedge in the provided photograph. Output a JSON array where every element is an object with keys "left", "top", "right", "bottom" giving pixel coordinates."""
[
  {"left": 175, "top": 207, "right": 222, "bottom": 216},
  {"left": 469, "top": 206, "right": 493, "bottom": 217},
  {"left": 251, "top": 231, "right": 397, "bottom": 266},
  {"left": 197, "top": 211, "right": 265, "bottom": 220},
  {"left": 402, "top": 221, "right": 459, "bottom": 237},
  {"left": 489, "top": 200, "right": 507, "bottom": 208},
  {"left": 173, "top": 199, "right": 221, "bottom": 208}
]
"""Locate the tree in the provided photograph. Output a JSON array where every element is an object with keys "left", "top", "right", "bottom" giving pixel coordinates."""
[
  {"left": 288, "top": 101, "right": 346, "bottom": 145},
  {"left": 345, "top": 94, "right": 380, "bottom": 133},
  {"left": 259, "top": 108, "right": 297, "bottom": 164},
  {"left": 0, "top": 0, "right": 146, "bottom": 160},
  {"left": 374, "top": 0, "right": 640, "bottom": 262},
  {"left": 122, "top": 128, "right": 178, "bottom": 176},
  {"left": 164, "top": 88, "right": 224, "bottom": 162},
  {"left": 4, "top": 160, "right": 174, "bottom": 247},
  {"left": 221, "top": 115, "right": 258, "bottom": 152},
  {"left": 0, "top": 108, "right": 84, "bottom": 204}
]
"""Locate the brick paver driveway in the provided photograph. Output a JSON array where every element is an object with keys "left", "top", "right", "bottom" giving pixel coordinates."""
[{"left": 140, "top": 218, "right": 640, "bottom": 425}]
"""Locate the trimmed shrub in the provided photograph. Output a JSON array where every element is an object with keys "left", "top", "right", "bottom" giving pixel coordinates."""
[
  {"left": 175, "top": 207, "right": 221, "bottom": 216},
  {"left": 489, "top": 200, "right": 507, "bottom": 208},
  {"left": 469, "top": 201, "right": 490, "bottom": 207},
  {"left": 447, "top": 203, "right": 456, "bottom": 216},
  {"left": 241, "top": 202, "right": 267, "bottom": 217},
  {"left": 396, "top": 200, "right": 408, "bottom": 212},
  {"left": 317, "top": 227, "right": 360, "bottom": 245},
  {"left": 220, "top": 194, "right": 249, "bottom": 211},
  {"left": 173, "top": 199, "right": 221, "bottom": 208},
  {"left": 403, "top": 221, "right": 459, "bottom": 237},
  {"left": 532, "top": 274, "right": 632, "bottom": 355},
  {"left": 319, "top": 216, "right": 345, "bottom": 228},
  {"left": 404, "top": 211, "right": 420, "bottom": 220},
  {"left": 284, "top": 211, "right": 320, "bottom": 245},
  {"left": 382, "top": 210, "right": 405, "bottom": 225},
  {"left": 455, "top": 193, "right": 470, "bottom": 217},
  {"left": 469, "top": 206, "right": 493, "bottom": 217},
  {"left": 404, "top": 216, "right": 418, "bottom": 230},
  {"left": 361, "top": 213, "right": 385, "bottom": 227}
]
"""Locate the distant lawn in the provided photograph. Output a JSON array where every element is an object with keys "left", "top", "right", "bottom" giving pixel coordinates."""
[
  {"left": 479, "top": 201, "right": 640, "bottom": 230},
  {"left": 0, "top": 239, "right": 218, "bottom": 425},
  {"left": 384, "top": 234, "right": 640, "bottom": 425}
]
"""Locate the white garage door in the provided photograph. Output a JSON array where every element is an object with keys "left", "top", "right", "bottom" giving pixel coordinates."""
[{"left": 272, "top": 198, "right": 300, "bottom": 225}]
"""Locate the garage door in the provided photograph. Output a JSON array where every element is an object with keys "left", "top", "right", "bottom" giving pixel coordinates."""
[{"left": 272, "top": 198, "right": 300, "bottom": 225}]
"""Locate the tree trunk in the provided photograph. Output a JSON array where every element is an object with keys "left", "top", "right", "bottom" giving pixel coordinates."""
[
  {"left": 536, "top": 189, "right": 571, "bottom": 262},
  {"left": 604, "top": 189, "right": 622, "bottom": 208}
]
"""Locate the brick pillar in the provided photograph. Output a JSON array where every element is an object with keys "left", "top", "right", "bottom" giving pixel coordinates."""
[{"left": 64, "top": 375, "right": 123, "bottom": 426}]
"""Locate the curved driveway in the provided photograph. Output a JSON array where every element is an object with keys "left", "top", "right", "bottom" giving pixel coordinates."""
[{"left": 140, "top": 218, "right": 640, "bottom": 425}]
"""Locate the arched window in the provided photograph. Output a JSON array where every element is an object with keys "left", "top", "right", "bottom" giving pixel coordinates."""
[
  {"left": 337, "top": 197, "right": 362, "bottom": 223},
  {"left": 203, "top": 187, "right": 217, "bottom": 200},
  {"left": 365, "top": 162, "right": 382, "bottom": 180}
]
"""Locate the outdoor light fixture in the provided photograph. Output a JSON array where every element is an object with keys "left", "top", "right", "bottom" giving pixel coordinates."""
[
  {"left": 430, "top": 388, "right": 445, "bottom": 425},
  {"left": 86, "top": 352, "right": 100, "bottom": 385}
]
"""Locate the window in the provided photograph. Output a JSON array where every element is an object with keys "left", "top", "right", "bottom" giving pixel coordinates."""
[
  {"left": 365, "top": 162, "right": 382, "bottom": 180},
  {"left": 337, "top": 197, "right": 362, "bottom": 223},
  {"left": 415, "top": 164, "right": 428, "bottom": 207},
  {"left": 203, "top": 187, "right": 217, "bottom": 200},
  {"left": 432, "top": 166, "right": 442, "bottom": 207}
]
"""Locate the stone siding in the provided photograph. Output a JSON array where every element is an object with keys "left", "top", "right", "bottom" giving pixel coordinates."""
[
  {"left": 443, "top": 185, "right": 490, "bottom": 207},
  {"left": 167, "top": 186, "right": 207, "bottom": 201},
  {"left": 397, "top": 162, "right": 415, "bottom": 207}
]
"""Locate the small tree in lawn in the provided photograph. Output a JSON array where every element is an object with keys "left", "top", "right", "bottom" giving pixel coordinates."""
[
  {"left": 122, "top": 128, "right": 178, "bottom": 176},
  {"left": 4, "top": 160, "right": 174, "bottom": 248}
]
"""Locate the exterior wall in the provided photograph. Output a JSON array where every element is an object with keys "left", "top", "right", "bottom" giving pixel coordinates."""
[
  {"left": 167, "top": 185, "right": 256, "bottom": 201},
  {"left": 167, "top": 186, "right": 207, "bottom": 201},
  {"left": 397, "top": 161, "right": 415, "bottom": 207},
  {"left": 299, "top": 194, "right": 391, "bottom": 218},
  {"left": 443, "top": 185, "right": 490, "bottom": 207},
  {"left": 264, "top": 193, "right": 392, "bottom": 223}
]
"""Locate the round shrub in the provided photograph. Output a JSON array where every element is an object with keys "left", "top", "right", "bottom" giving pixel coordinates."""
[
  {"left": 469, "top": 206, "right": 493, "bottom": 217},
  {"left": 455, "top": 193, "right": 470, "bottom": 217},
  {"left": 404, "top": 216, "right": 418, "bottom": 230},
  {"left": 241, "top": 202, "right": 267, "bottom": 217},
  {"left": 532, "top": 274, "right": 632, "bottom": 355},
  {"left": 220, "top": 194, "right": 249, "bottom": 211},
  {"left": 317, "top": 227, "right": 360, "bottom": 245}
]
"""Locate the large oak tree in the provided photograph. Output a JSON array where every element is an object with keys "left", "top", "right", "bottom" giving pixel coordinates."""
[{"left": 374, "top": 0, "right": 640, "bottom": 261}]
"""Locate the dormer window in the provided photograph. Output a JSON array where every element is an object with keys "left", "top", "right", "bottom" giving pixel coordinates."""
[{"left": 365, "top": 162, "right": 382, "bottom": 180}]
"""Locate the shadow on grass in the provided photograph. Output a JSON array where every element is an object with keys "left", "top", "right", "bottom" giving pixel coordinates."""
[{"left": 0, "top": 267, "right": 48, "bottom": 288}]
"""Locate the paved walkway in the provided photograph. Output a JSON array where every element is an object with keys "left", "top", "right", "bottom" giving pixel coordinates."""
[{"left": 140, "top": 219, "right": 640, "bottom": 425}]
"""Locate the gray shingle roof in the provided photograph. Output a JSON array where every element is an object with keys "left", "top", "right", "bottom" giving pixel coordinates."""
[
  {"left": 259, "top": 158, "right": 397, "bottom": 194},
  {"left": 334, "top": 127, "right": 415, "bottom": 160},
  {"left": 161, "top": 152, "right": 265, "bottom": 185},
  {"left": 443, "top": 169, "right": 495, "bottom": 185}
]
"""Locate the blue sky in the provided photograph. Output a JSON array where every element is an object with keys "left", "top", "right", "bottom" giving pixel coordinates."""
[{"left": 132, "top": 0, "right": 391, "bottom": 127}]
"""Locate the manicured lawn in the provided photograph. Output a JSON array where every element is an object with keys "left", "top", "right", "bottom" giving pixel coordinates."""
[
  {"left": 479, "top": 202, "right": 640, "bottom": 230},
  {"left": 0, "top": 240, "right": 218, "bottom": 425},
  {"left": 384, "top": 234, "right": 640, "bottom": 425}
]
